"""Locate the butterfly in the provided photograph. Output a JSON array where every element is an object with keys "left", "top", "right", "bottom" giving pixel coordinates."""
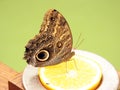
[{"left": 24, "top": 9, "right": 75, "bottom": 67}]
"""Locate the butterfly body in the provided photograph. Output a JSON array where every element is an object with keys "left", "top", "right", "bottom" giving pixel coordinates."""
[{"left": 24, "top": 9, "right": 74, "bottom": 67}]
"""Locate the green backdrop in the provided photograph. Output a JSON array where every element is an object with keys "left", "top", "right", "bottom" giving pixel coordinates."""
[{"left": 0, "top": 0, "right": 120, "bottom": 72}]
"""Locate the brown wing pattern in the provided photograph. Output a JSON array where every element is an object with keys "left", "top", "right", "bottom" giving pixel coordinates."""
[{"left": 24, "top": 9, "right": 74, "bottom": 67}]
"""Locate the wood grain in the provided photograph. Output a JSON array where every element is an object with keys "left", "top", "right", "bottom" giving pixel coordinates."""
[
  {"left": 0, "top": 62, "right": 24, "bottom": 90},
  {"left": 8, "top": 73, "right": 24, "bottom": 90},
  {"left": 0, "top": 62, "right": 18, "bottom": 90}
]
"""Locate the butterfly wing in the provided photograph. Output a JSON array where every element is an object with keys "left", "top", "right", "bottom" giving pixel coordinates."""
[{"left": 24, "top": 9, "right": 74, "bottom": 67}]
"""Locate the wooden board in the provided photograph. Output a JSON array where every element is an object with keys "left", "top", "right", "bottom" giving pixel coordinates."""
[
  {"left": 8, "top": 73, "right": 24, "bottom": 90},
  {"left": 0, "top": 62, "right": 18, "bottom": 90},
  {"left": 0, "top": 62, "right": 24, "bottom": 90}
]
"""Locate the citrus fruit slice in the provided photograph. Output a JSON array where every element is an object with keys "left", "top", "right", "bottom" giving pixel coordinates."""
[{"left": 38, "top": 54, "right": 102, "bottom": 90}]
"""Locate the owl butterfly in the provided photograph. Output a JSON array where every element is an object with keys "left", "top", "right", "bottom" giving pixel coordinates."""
[{"left": 24, "top": 9, "right": 75, "bottom": 67}]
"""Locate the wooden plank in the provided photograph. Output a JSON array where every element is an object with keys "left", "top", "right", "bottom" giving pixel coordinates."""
[
  {"left": 0, "top": 76, "right": 8, "bottom": 90},
  {"left": 8, "top": 73, "right": 24, "bottom": 90},
  {"left": 0, "top": 62, "right": 18, "bottom": 90}
]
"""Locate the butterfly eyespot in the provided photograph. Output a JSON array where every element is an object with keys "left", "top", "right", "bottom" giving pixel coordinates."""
[
  {"left": 53, "top": 9, "right": 56, "bottom": 11},
  {"left": 36, "top": 50, "right": 49, "bottom": 62},
  {"left": 57, "top": 41, "right": 63, "bottom": 48},
  {"left": 50, "top": 17, "right": 55, "bottom": 21}
]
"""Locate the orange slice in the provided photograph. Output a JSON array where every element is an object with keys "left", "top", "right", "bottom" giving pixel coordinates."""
[{"left": 38, "top": 55, "right": 102, "bottom": 90}]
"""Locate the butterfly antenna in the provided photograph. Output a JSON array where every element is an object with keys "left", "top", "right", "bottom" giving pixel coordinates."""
[
  {"left": 74, "top": 33, "right": 84, "bottom": 49},
  {"left": 74, "top": 33, "right": 82, "bottom": 48},
  {"left": 76, "top": 38, "right": 84, "bottom": 49}
]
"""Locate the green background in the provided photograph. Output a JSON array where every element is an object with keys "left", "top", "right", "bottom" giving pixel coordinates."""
[{"left": 0, "top": 0, "right": 120, "bottom": 72}]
